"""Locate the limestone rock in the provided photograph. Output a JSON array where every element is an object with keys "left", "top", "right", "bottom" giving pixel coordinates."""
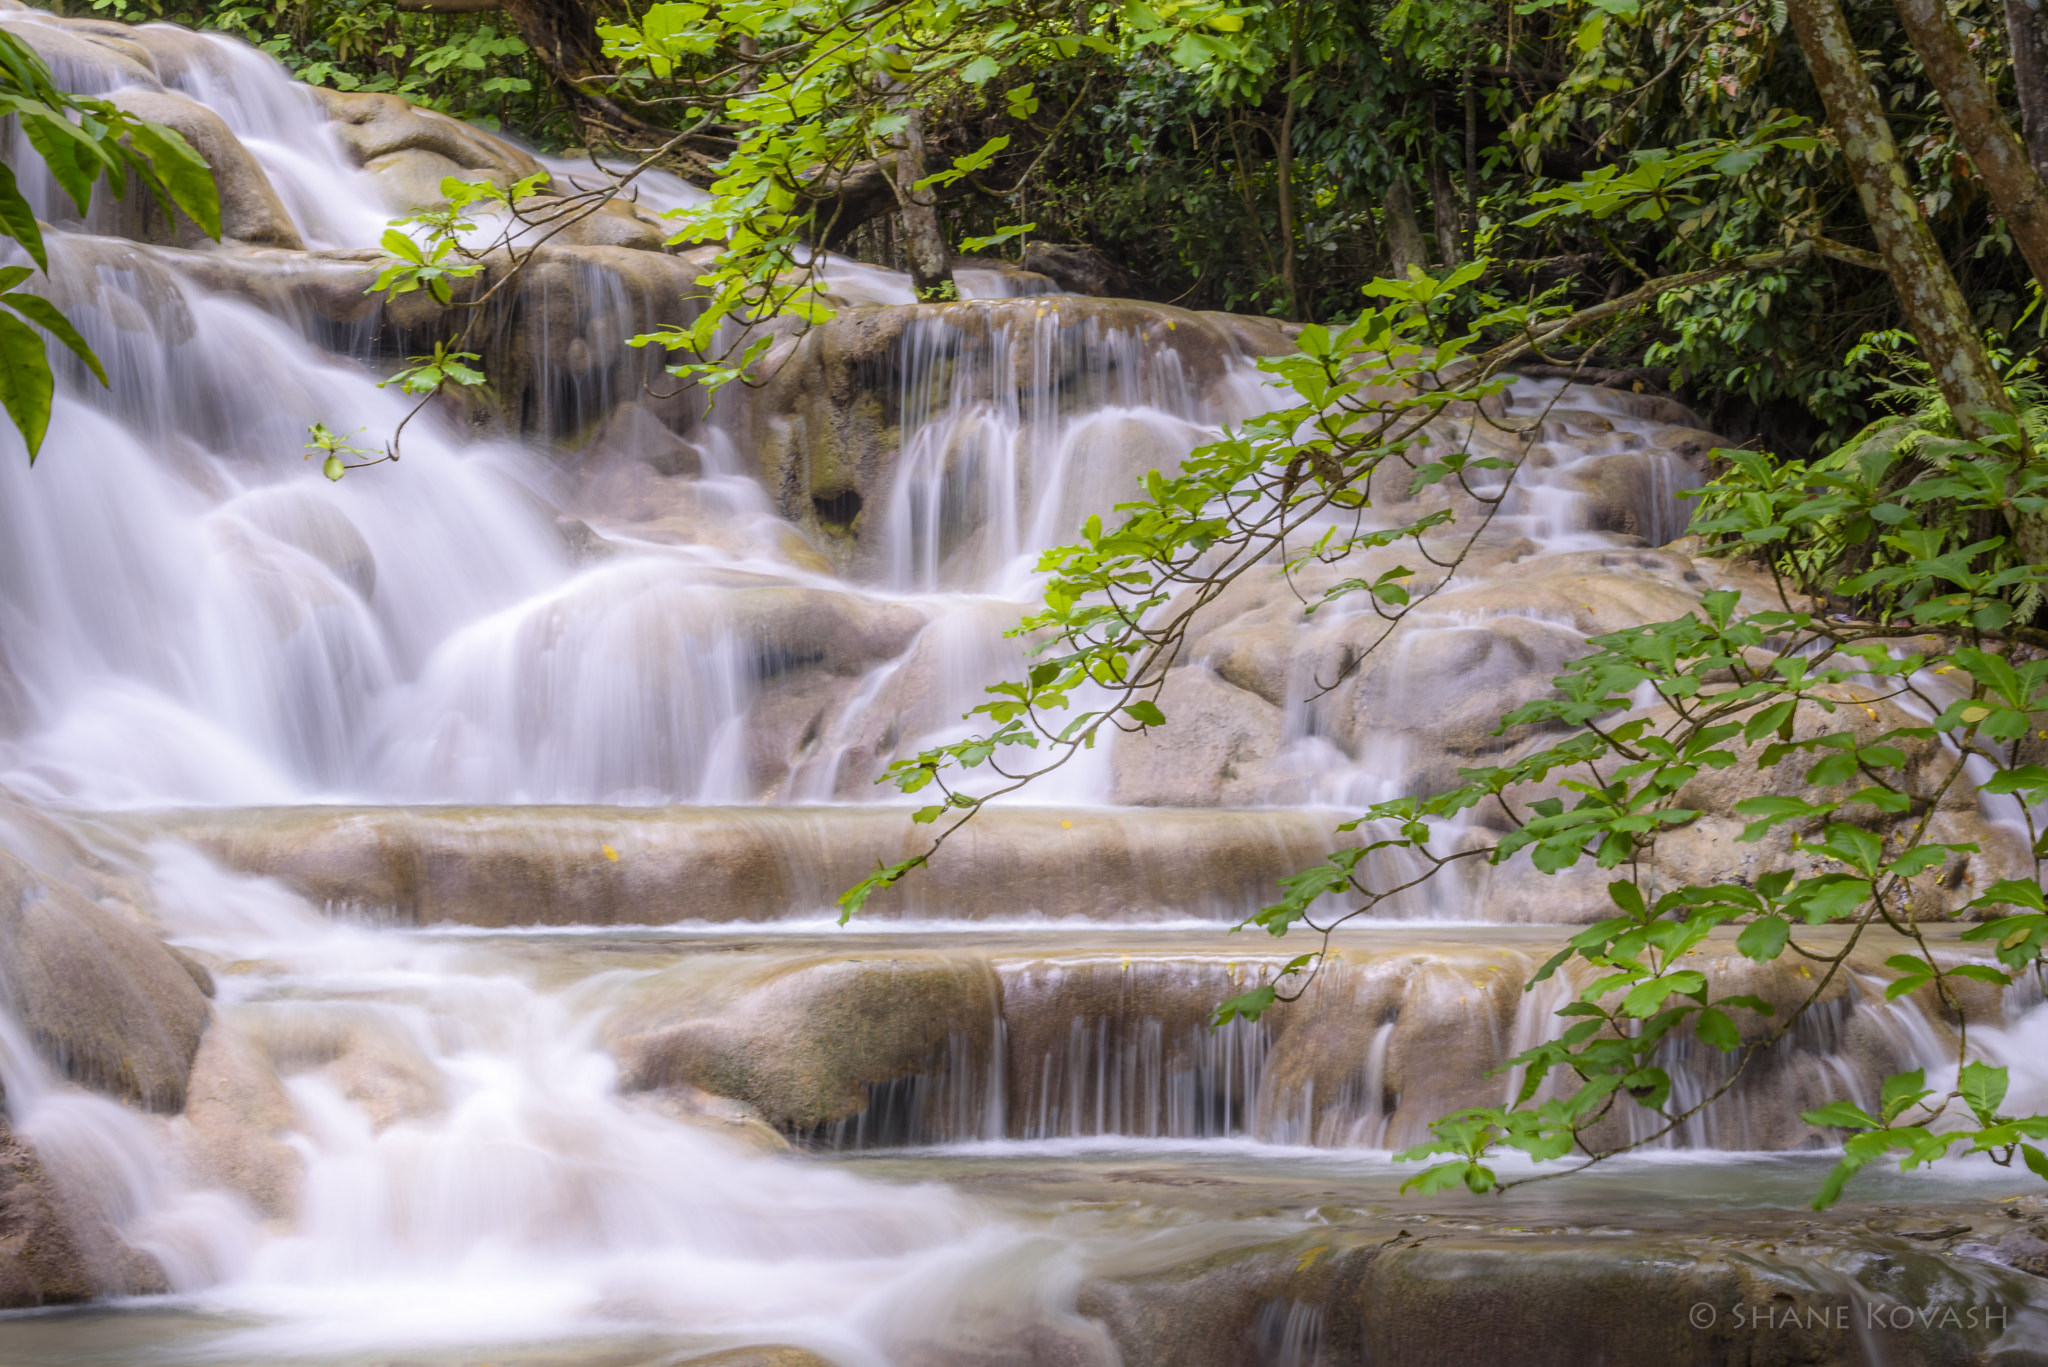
[
  {"left": 738, "top": 299, "right": 1280, "bottom": 574},
  {"left": 0, "top": 1116, "right": 166, "bottom": 1309},
  {"left": 175, "top": 1020, "right": 304, "bottom": 1221},
  {"left": 0, "top": 18, "right": 159, "bottom": 94},
  {"left": 1109, "top": 666, "right": 1294, "bottom": 807},
  {"left": 677, "top": 1351, "right": 837, "bottom": 1367},
  {"left": 605, "top": 953, "right": 1000, "bottom": 1133},
  {"left": 103, "top": 87, "right": 304, "bottom": 250},
  {"left": 235, "top": 1000, "right": 445, "bottom": 1131},
  {"left": 312, "top": 87, "right": 544, "bottom": 187},
  {"left": 0, "top": 849, "right": 209, "bottom": 1112},
  {"left": 0, "top": 1118, "right": 94, "bottom": 1308},
  {"left": 127, "top": 804, "right": 1344, "bottom": 926},
  {"left": 229, "top": 486, "right": 378, "bottom": 599}
]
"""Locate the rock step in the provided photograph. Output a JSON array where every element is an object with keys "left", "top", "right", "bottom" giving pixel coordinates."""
[
  {"left": 120, "top": 804, "right": 1347, "bottom": 925},
  {"left": 205, "top": 923, "right": 1971, "bottom": 1158}
]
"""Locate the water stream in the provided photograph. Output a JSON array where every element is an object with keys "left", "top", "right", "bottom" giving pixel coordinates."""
[{"left": 0, "top": 9, "right": 2044, "bottom": 1364}]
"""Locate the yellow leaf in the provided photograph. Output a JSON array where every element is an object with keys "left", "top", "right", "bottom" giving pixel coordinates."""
[
  {"left": 1205, "top": 11, "right": 1243, "bottom": 31},
  {"left": 602, "top": 844, "right": 620, "bottom": 861},
  {"left": 1961, "top": 705, "right": 1991, "bottom": 723},
  {"left": 1296, "top": 1245, "right": 1326, "bottom": 1270}
]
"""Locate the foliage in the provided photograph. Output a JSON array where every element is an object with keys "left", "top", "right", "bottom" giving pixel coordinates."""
[
  {"left": 0, "top": 26, "right": 217, "bottom": 457},
  {"left": 837, "top": 221, "right": 2048, "bottom": 1208},
  {"left": 82, "top": 0, "right": 545, "bottom": 132}
]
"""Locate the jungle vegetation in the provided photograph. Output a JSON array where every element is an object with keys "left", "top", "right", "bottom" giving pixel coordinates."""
[{"left": 21, "top": 0, "right": 2048, "bottom": 1204}]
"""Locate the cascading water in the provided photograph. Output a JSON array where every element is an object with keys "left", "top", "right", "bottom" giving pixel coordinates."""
[{"left": 0, "top": 8, "right": 2045, "bottom": 1364}]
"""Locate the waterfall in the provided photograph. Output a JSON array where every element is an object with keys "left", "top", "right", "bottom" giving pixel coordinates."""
[{"left": 0, "top": 8, "right": 2040, "bottom": 1363}]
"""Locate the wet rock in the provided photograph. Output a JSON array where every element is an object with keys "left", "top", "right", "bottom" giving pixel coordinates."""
[
  {"left": 175, "top": 1018, "right": 303, "bottom": 1220},
  {"left": 134, "top": 805, "right": 1340, "bottom": 925},
  {"left": 363, "top": 145, "right": 497, "bottom": 213},
  {"left": 1020, "top": 242, "right": 1131, "bottom": 297},
  {"left": 235, "top": 1000, "right": 445, "bottom": 1130},
  {"left": 103, "top": 87, "right": 304, "bottom": 250},
  {"left": 1079, "top": 1216, "right": 2046, "bottom": 1367},
  {"left": 725, "top": 585, "right": 926, "bottom": 679},
  {"left": 738, "top": 299, "right": 1277, "bottom": 574},
  {"left": 0, "top": 1118, "right": 95, "bottom": 1307},
  {"left": 1109, "top": 667, "right": 1292, "bottom": 807},
  {"left": 606, "top": 952, "right": 1000, "bottom": 1133},
  {"left": 676, "top": 1349, "right": 837, "bottom": 1367},
  {"left": 582, "top": 400, "right": 704, "bottom": 479},
  {"left": 312, "top": 87, "right": 544, "bottom": 187},
  {"left": 0, "top": 1116, "right": 165, "bottom": 1308},
  {"left": 229, "top": 486, "right": 378, "bottom": 599},
  {"left": 1567, "top": 446, "right": 1704, "bottom": 544},
  {"left": 1957, "top": 1225, "right": 2048, "bottom": 1278},
  {"left": 1257, "top": 948, "right": 1537, "bottom": 1148},
  {"left": 0, "top": 849, "right": 209, "bottom": 1112},
  {"left": 0, "top": 18, "right": 159, "bottom": 93}
]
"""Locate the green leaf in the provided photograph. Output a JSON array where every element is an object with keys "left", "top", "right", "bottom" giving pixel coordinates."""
[
  {"left": 1735, "top": 914, "right": 1790, "bottom": 961},
  {"left": 0, "top": 309, "right": 55, "bottom": 460},
  {"left": 1959, "top": 1061, "right": 2009, "bottom": 1124},
  {"left": 2, "top": 291, "right": 107, "bottom": 386},
  {"left": 1400, "top": 1160, "right": 1493, "bottom": 1195},
  {"left": 2024, "top": 1143, "right": 2048, "bottom": 1183},
  {"left": 1801, "top": 1100, "right": 1879, "bottom": 1130},
  {"left": 1212, "top": 984, "right": 1276, "bottom": 1026},
  {"left": 1881, "top": 1069, "right": 1932, "bottom": 1122},
  {"left": 0, "top": 162, "right": 47, "bottom": 271},
  {"left": 1124, "top": 700, "right": 1167, "bottom": 727},
  {"left": 322, "top": 455, "right": 345, "bottom": 481},
  {"left": 124, "top": 118, "right": 221, "bottom": 240},
  {"left": 1695, "top": 1007, "right": 1740, "bottom": 1052}
]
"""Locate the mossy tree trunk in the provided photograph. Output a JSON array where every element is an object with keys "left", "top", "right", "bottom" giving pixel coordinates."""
[
  {"left": 2006, "top": 0, "right": 2048, "bottom": 179},
  {"left": 1786, "top": 0, "right": 2016, "bottom": 440},
  {"left": 1894, "top": 0, "right": 2048, "bottom": 294},
  {"left": 890, "top": 107, "right": 956, "bottom": 301}
]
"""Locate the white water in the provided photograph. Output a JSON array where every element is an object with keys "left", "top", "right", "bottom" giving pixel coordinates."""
[{"left": 0, "top": 14, "right": 2041, "bottom": 1362}]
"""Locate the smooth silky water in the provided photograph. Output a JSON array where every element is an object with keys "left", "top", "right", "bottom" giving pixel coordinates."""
[{"left": 0, "top": 9, "right": 2044, "bottom": 1364}]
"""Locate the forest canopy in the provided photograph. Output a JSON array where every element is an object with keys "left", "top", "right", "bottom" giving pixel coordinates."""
[{"left": 59, "top": 0, "right": 2048, "bottom": 452}]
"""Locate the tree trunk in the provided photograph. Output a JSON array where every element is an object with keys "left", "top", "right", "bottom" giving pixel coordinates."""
[
  {"left": 1894, "top": 0, "right": 2048, "bottom": 293},
  {"left": 1463, "top": 67, "right": 1480, "bottom": 256},
  {"left": 1786, "top": 0, "right": 2015, "bottom": 440},
  {"left": 1426, "top": 156, "right": 1464, "bottom": 267},
  {"left": 890, "top": 107, "right": 956, "bottom": 300},
  {"left": 1384, "top": 171, "right": 1431, "bottom": 276},
  {"left": 2007, "top": 0, "right": 2048, "bottom": 179},
  {"left": 498, "top": 0, "right": 714, "bottom": 171},
  {"left": 1275, "top": 30, "right": 1302, "bottom": 320}
]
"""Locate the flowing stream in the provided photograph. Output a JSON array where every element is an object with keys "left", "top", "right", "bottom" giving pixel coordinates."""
[{"left": 0, "top": 10, "right": 2046, "bottom": 1365}]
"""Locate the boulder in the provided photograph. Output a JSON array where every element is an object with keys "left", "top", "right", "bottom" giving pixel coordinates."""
[
  {"left": 0, "top": 1116, "right": 166, "bottom": 1309},
  {"left": 227, "top": 486, "right": 378, "bottom": 599},
  {"left": 1109, "top": 666, "right": 1294, "bottom": 807},
  {"left": 605, "top": 952, "right": 1001, "bottom": 1134},
  {"left": 235, "top": 1000, "right": 445, "bottom": 1131},
  {"left": 0, "top": 1118, "right": 95, "bottom": 1307},
  {"left": 0, "top": 19, "right": 159, "bottom": 94},
  {"left": 0, "top": 849, "right": 209, "bottom": 1112},
  {"left": 1019, "top": 242, "right": 1131, "bottom": 297},
  {"left": 103, "top": 87, "right": 304, "bottom": 250},
  {"left": 311, "top": 87, "right": 544, "bottom": 187},
  {"left": 174, "top": 1018, "right": 303, "bottom": 1221}
]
